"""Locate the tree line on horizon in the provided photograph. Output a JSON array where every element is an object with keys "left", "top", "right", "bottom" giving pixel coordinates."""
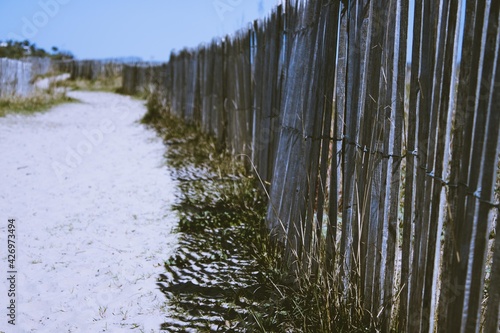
[{"left": 0, "top": 40, "right": 74, "bottom": 61}]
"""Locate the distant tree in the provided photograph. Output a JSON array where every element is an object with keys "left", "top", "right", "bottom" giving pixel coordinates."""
[
  {"left": 51, "top": 50, "right": 74, "bottom": 61},
  {"left": 0, "top": 40, "right": 25, "bottom": 59},
  {"left": 0, "top": 40, "right": 74, "bottom": 60}
]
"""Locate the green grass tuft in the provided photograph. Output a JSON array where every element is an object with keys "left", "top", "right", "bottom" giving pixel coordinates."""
[
  {"left": 55, "top": 76, "right": 122, "bottom": 93},
  {"left": 0, "top": 92, "right": 77, "bottom": 117}
]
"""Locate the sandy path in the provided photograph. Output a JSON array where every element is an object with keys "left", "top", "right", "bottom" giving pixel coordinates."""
[{"left": 0, "top": 91, "right": 177, "bottom": 332}]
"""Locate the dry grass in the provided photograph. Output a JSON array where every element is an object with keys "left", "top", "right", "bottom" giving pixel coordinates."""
[
  {"left": 143, "top": 90, "right": 371, "bottom": 332},
  {"left": 55, "top": 76, "right": 122, "bottom": 93},
  {"left": 0, "top": 90, "right": 76, "bottom": 117}
]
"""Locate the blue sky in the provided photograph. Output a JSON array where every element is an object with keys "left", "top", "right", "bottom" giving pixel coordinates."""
[{"left": 0, "top": 0, "right": 277, "bottom": 61}]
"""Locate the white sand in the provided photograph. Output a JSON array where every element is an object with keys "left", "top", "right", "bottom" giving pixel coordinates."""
[
  {"left": 0, "top": 91, "right": 178, "bottom": 332},
  {"left": 34, "top": 73, "right": 71, "bottom": 91}
]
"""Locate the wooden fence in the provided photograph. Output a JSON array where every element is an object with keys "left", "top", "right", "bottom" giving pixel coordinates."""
[
  {"left": 123, "top": 0, "right": 500, "bottom": 331},
  {"left": 54, "top": 60, "right": 123, "bottom": 81},
  {"left": 0, "top": 58, "right": 34, "bottom": 98},
  {"left": 24, "top": 57, "right": 53, "bottom": 78},
  {"left": 0, "top": 57, "right": 64, "bottom": 99},
  {"left": 121, "top": 63, "right": 165, "bottom": 95}
]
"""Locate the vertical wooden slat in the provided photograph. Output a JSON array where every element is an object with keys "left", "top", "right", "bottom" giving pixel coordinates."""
[
  {"left": 340, "top": 0, "right": 366, "bottom": 296},
  {"left": 265, "top": 2, "right": 299, "bottom": 241},
  {"left": 261, "top": 7, "right": 283, "bottom": 186},
  {"left": 250, "top": 20, "right": 260, "bottom": 173},
  {"left": 408, "top": 0, "right": 438, "bottom": 330},
  {"left": 302, "top": 0, "right": 332, "bottom": 274},
  {"left": 420, "top": 0, "right": 458, "bottom": 331},
  {"left": 361, "top": 0, "right": 391, "bottom": 320},
  {"left": 326, "top": 1, "right": 347, "bottom": 275},
  {"left": 441, "top": 0, "right": 488, "bottom": 331},
  {"left": 464, "top": 3, "right": 500, "bottom": 330},
  {"left": 374, "top": 0, "right": 401, "bottom": 315},
  {"left": 483, "top": 9, "right": 500, "bottom": 331},
  {"left": 400, "top": 5, "right": 419, "bottom": 325},
  {"left": 381, "top": 0, "right": 408, "bottom": 330},
  {"left": 243, "top": 31, "right": 253, "bottom": 161},
  {"left": 313, "top": 0, "right": 340, "bottom": 279}
]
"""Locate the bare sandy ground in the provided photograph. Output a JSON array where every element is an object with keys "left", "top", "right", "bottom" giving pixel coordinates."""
[
  {"left": 34, "top": 73, "right": 71, "bottom": 91},
  {"left": 0, "top": 91, "right": 178, "bottom": 332}
]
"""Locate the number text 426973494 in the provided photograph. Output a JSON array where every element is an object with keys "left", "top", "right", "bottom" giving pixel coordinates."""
[{"left": 6, "top": 219, "right": 17, "bottom": 326}]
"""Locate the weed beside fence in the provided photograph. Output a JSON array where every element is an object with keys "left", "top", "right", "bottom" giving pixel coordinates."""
[{"left": 124, "top": 0, "right": 500, "bottom": 331}]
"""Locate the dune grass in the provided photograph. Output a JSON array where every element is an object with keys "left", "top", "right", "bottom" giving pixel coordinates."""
[
  {"left": 0, "top": 91, "right": 76, "bottom": 117},
  {"left": 143, "top": 90, "right": 371, "bottom": 332},
  {"left": 55, "top": 76, "right": 122, "bottom": 93}
]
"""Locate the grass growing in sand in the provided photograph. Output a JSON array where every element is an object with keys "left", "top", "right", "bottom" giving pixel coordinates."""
[
  {"left": 0, "top": 91, "right": 76, "bottom": 117},
  {"left": 55, "top": 76, "right": 123, "bottom": 93},
  {"left": 143, "top": 91, "right": 371, "bottom": 332}
]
